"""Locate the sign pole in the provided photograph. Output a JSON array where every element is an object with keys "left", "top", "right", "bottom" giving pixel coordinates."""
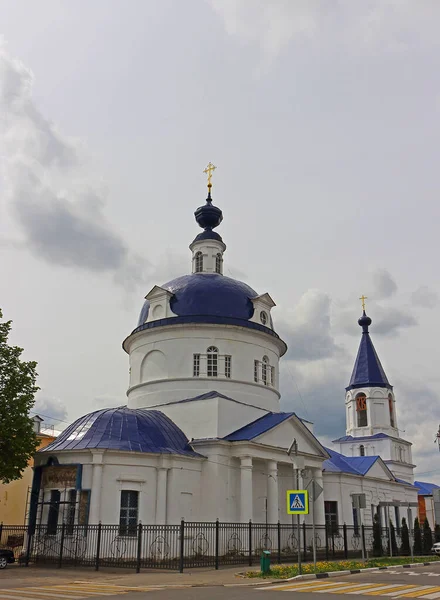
[
  {"left": 296, "top": 467, "right": 302, "bottom": 575},
  {"left": 311, "top": 480, "right": 317, "bottom": 568}
]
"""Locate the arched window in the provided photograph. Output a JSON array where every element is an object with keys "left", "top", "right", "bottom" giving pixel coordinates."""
[
  {"left": 195, "top": 251, "right": 203, "bottom": 273},
  {"left": 215, "top": 253, "right": 222, "bottom": 274},
  {"left": 260, "top": 311, "right": 268, "bottom": 326},
  {"left": 262, "top": 356, "right": 269, "bottom": 386},
  {"left": 356, "top": 393, "right": 368, "bottom": 427},
  {"left": 388, "top": 393, "right": 395, "bottom": 428},
  {"left": 207, "top": 346, "right": 218, "bottom": 377},
  {"left": 359, "top": 445, "right": 365, "bottom": 456}
]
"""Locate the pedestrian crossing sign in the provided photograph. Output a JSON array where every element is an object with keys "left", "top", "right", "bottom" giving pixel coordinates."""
[{"left": 286, "top": 490, "right": 309, "bottom": 515}]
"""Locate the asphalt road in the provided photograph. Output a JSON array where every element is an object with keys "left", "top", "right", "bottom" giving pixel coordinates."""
[{"left": 3, "top": 563, "right": 440, "bottom": 599}]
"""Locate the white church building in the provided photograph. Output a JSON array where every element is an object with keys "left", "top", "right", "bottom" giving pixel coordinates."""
[{"left": 30, "top": 180, "right": 430, "bottom": 534}]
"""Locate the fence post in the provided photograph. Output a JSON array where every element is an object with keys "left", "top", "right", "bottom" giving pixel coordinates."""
[
  {"left": 361, "top": 524, "right": 366, "bottom": 559},
  {"left": 58, "top": 522, "right": 66, "bottom": 569},
  {"left": 303, "top": 522, "right": 307, "bottom": 562},
  {"left": 277, "top": 521, "right": 281, "bottom": 564},
  {"left": 325, "top": 526, "right": 329, "bottom": 561},
  {"left": 343, "top": 523, "right": 348, "bottom": 559},
  {"left": 248, "top": 520, "right": 253, "bottom": 567},
  {"left": 215, "top": 519, "right": 219, "bottom": 570},
  {"left": 0, "top": 522, "right": 3, "bottom": 543},
  {"left": 95, "top": 522, "right": 102, "bottom": 571},
  {"left": 179, "top": 519, "right": 185, "bottom": 574},
  {"left": 136, "top": 522, "right": 142, "bottom": 574},
  {"left": 24, "top": 530, "right": 32, "bottom": 568}
]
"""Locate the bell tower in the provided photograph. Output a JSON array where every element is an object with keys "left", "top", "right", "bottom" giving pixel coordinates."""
[{"left": 334, "top": 300, "right": 415, "bottom": 483}]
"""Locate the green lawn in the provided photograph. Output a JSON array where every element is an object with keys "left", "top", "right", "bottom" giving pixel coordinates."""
[{"left": 246, "top": 555, "right": 440, "bottom": 578}]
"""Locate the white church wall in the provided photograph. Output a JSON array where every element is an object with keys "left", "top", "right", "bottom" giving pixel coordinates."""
[
  {"left": 156, "top": 396, "right": 266, "bottom": 441},
  {"left": 126, "top": 324, "right": 282, "bottom": 411},
  {"left": 258, "top": 420, "right": 319, "bottom": 456}
]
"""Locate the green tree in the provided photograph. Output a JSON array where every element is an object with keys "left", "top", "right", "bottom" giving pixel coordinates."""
[
  {"left": 373, "top": 513, "right": 383, "bottom": 556},
  {"left": 435, "top": 523, "right": 440, "bottom": 542},
  {"left": 413, "top": 517, "right": 422, "bottom": 555},
  {"left": 389, "top": 521, "right": 398, "bottom": 555},
  {"left": 400, "top": 517, "right": 410, "bottom": 555},
  {"left": 423, "top": 518, "right": 433, "bottom": 554},
  {"left": 0, "top": 309, "right": 39, "bottom": 483}
]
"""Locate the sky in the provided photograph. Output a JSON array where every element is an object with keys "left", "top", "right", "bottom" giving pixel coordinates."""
[{"left": 1, "top": 0, "right": 439, "bottom": 481}]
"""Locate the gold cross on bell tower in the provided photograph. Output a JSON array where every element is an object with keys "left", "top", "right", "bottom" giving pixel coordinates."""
[
  {"left": 203, "top": 162, "right": 217, "bottom": 190},
  {"left": 359, "top": 295, "right": 368, "bottom": 311}
]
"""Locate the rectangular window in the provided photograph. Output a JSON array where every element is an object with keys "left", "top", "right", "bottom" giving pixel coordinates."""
[
  {"left": 353, "top": 507, "right": 359, "bottom": 535},
  {"left": 225, "top": 355, "right": 231, "bottom": 378},
  {"left": 66, "top": 489, "right": 76, "bottom": 535},
  {"left": 395, "top": 506, "right": 401, "bottom": 533},
  {"left": 47, "top": 489, "right": 60, "bottom": 535},
  {"left": 207, "top": 353, "right": 218, "bottom": 377},
  {"left": 119, "top": 490, "right": 139, "bottom": 536},
  {"left": 193, "top": 354, "right": 200, "bottom": 377},
  {"left": 78, "top": 490, "right": 90, "bottom": 527},
  {"left": 254, "top": 360, "right": 259, "bottom": 383},
  {"left": 324, "top": 500, "right": 339, "bottom": 534}
]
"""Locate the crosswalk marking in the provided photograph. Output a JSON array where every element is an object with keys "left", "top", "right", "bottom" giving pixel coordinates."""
[
  {"left": 0, "top": 582, "right": 162, "bottom": 600},
  {"left": 259, "top": 580, "right": 440, "bottom": 598},
  {"left": 398, "top": 588, "right": 440, "bottom": 598},
  {"left": 366, "top": 585, "right": 420, "bottom": 596}
]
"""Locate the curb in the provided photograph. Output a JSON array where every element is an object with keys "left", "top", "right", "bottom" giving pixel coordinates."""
[{"left": 276, "top": 561, "right": 439, "bottom": 583}]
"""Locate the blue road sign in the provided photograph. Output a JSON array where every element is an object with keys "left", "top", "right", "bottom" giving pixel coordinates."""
[{"left": 286, "top": 490, "right": 309, "bottom": 515}]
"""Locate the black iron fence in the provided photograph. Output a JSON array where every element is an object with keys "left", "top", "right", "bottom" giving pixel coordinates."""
[{"left": 0, "top": 521, "right": 436, "bottom": 572}]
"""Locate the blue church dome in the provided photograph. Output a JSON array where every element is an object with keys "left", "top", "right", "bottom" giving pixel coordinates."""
[
  {"left": 137, "top": 273, "right": 258, "bottom": 327},
  {"left": 39, "top": 407, "right": 198, "bottom": 456}
]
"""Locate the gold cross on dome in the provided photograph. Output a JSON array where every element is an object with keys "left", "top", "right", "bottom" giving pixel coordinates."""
[
  {"left": 359, "top": 295, "right": 368, "bottom": 311},
  {"left": 203, "top": 162, "right": 217, "bottom": 189}
]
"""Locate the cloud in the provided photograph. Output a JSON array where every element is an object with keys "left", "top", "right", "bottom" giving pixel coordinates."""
[
  {"left": 0, "top": 41, "right": 148, "bottom": 289},
  {"left": 411, "top": 286, "right": 439, "bottom": 309},
  {"left": 280, "top": 356, "right": 350, "bottom": 439},
  {"left": 371, "top": 268, "right": 397, "bottom": 300},
  {"left": 207, "top": 0, "right": 440, "bottom": 67},
  {"left": 93, "top": 394, "right": 126, "bottom": 408},
  {"left": 278, "top": 290, "right": 343, "bottom": 362},
  {"left": 333, "top": 301, "right": 416, "bottom": 338},
  {"left": 33, "top": 395, "right": 68, "bottom": 424}
]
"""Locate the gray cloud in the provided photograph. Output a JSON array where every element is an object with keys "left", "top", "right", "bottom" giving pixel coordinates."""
[
  {"left": 33, "top": 395, "right": 68, "bottom": 424},
  {"left": 279, "top": 357, "right": 350, "bottom": 440},
  {"left": 208, "top": 0, "right": 440, "bottom": 68},
  {"left": 0, "top": 42, "right": 148, "bottom": 288},
  {"left": 411, "top": 286, "right": 439, "bottom": 309},
  {"left": 278, "top": 290, "right": 343, "bottom": 361},
  {"left": 371, "top": 268, "right": 397, "bottom": 299},
  {"left": 372, "top": 305, "right": 417, "bottom": 337}
]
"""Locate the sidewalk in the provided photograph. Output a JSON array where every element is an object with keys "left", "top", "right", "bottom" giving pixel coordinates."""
[{"left": 0, "top": 564, "right": 261, "bottom": 590}]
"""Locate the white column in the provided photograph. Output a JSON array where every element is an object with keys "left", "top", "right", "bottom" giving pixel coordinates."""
[
  {"left": 267, "top": 460, "right": 279, "bottom": 524},
  {"left": 156, "top": 467, "right": 168, "bottom": 525},
  {"left": 240, "top": 456, "right": 253, "bottom": 522},
  {"left": 89, "top": 451, "right": 104, "bottom": 524}
]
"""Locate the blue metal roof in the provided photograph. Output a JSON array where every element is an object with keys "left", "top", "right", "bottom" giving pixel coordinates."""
[
  {"left": 136, "top": 274, "right": 258, "bottom": 328},
  {"left": 39, "top": 407, "right": 199, "bottom": 456},
  {"left": 324, "top": 447, "right": 392, "bottom": 477},
  {"left": 193, "top": 230, "right": 223, "bottom": 243},
  {"left": 346, "top": 312, "right": 391, "bottom": 391},
  {"left": 414, "top": 481, "right": 440, "bottom": 496},
  {"left": 333, "top": 433, "right": 390, "bottom": 443},
  {"left": 224, "top": 412, "right": 295, "bottom": 441}
]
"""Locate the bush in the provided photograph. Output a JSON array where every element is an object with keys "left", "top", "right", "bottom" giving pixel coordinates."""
[
  {"left": 414, "top": 518, "right": 422, "bottom": 555},
  {"left": 401, "top": 517, "right": 410, "bottom": 555},
  {"left": 373, "top": 514, "right": 383, "bottom": 557},
  {"left": 423, "top": 518, "right": 433, "bottom": 554},
  {"left": 390, "top": 521, "right": 398, "bottom": 556},
  {"left": 435, "top": 524, "right": 440, "bottom": 542}
]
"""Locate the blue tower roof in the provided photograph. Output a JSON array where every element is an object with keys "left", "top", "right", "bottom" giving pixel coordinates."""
[
  {"left": 346, "top": 311, "right": 391, "bottom": 391},
  {"left": 39, "top": 407, "right": 199, "bottom": 456}
]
